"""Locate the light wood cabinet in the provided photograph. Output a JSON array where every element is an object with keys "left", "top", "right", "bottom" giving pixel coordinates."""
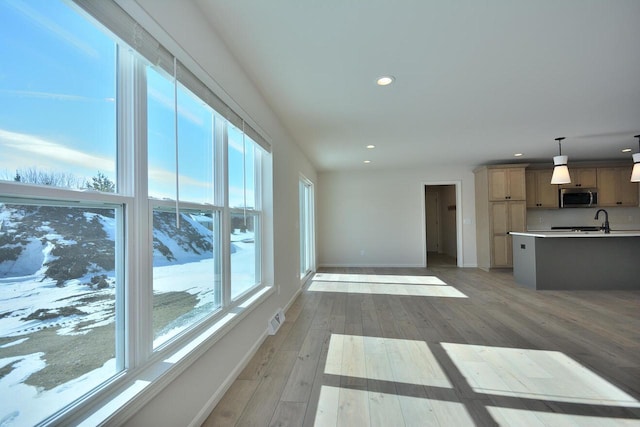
[
  {"left": 597, "top": 167, "right": 639, "bottom": 207},
  {"left": 475, "top": 164, "right": 528, "bottom": 270},
  {"left": 491, "top": 201, "right": 527, "bottom": 267},
  {"left": 526, "top": 169, "right": 558, "bottom": 208},
  {"left": 489, "top": 168, "right": 526, "bottom": 201},
  {"left": 560, "top": 168, "right": 597, "bottom": 188}
]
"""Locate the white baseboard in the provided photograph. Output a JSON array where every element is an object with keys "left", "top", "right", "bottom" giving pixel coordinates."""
[
  {"left": 317, "top": 263, "right": 424, "bottom": 268},
  {"left": 187, "top": 328, "right": 267, "bottom": 427},
  {"left": 188, "top": 284, "right": 302, "bottom": 427},
  {"left": 284, "top": 288, "right": 302, "bottom": 313}
]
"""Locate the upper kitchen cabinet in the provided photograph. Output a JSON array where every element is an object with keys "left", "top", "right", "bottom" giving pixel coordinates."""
[
  {"left": 560, "top": 168, "right": 597, "bottom": 188},
  {"left": 526, "top": 169, "right": 558, "bottom": 208},
  {"left": 597, "top": 166, "right": 639, "bottom": 207},
  {"left": 488, "top": 166, "right": 526, "bottom": 201}
]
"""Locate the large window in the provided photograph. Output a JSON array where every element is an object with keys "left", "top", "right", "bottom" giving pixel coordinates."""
[
  {"left": 147, "top": 65, "right": 223, "bottom": 348},
  {"left": 0, "top": 2, "right": 123, "bottom": 424},
  {"left": 228, "top": 123, "right": 263, "bottom": 299},
  {"left": 299, "top": 177, "right": 315, "bottom": 279},
  {"left": 0, "top": 1, "right": 270, "bottom": 425}
]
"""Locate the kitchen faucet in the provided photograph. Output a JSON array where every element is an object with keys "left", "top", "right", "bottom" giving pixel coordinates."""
[{"left": 594, "top": 209, "right": 611, "bottom": 234}]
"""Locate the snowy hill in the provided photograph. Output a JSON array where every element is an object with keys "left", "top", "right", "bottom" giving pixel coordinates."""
[
  {"left": 0, "top": 204, "right": 223, "bottom": 426},
  {"left": 0, "top": 206, "right": 214, "bottom": 284}
]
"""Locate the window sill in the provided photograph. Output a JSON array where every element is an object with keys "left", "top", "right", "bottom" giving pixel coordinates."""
[{"left": 76, "top": 285, "right": 275, "bottom": 426}]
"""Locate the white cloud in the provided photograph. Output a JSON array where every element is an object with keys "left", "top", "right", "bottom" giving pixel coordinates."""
[
  {"left": 0, "top": 128, "right": 114, "bottom": 176},
  {"left": 0, "top": 89, "right": 114, "bottom": 104},
  {"left": 0, "top": 128, "right": 218, "bottom": 202}
]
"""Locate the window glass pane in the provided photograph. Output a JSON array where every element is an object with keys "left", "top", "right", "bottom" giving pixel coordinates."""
[
  {"left": 152, "top": 208, "right": 220, "bottom": 348},
  {"left": 228, "top": 124, "right": 255, "bottom": 209},
  {"left": 0, "top": 1, "right": 117, "bottom": 190},
  {"left": 147, "top": 67, "right": 216, "bottom": 204},
  {"left": 177, "top": 86, "right": 215, "bottom": 204},
  {"left": 147, "top": 67, "right": 177, "bottom": 200},
  {"left": 230, "top": 211, "right": 259, "bottom": 299},
  {"left": 0, "top": 202, "right": 120, "bottom": 426}
]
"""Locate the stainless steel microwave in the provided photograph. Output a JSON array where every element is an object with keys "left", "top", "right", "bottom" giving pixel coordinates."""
[{"left": 560, "top": 188, "right": 598, "bottom": 208}]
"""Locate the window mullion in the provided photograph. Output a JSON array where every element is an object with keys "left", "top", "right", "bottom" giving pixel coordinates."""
[
  {"left": 255, "top": 151, "right": 262, "bottom": 284},
  {"left": 173, "top": 56, "right": 181, "bottom": 228},
  {"left": 242, "top": 121, "right": 247, "bottom": 224},
  {"left": 220, "top": 119, "right": 231, "bottom": 307},
  {"left": 120, "top": 50, "right": 153, "bottom": 367},
  {"left": 116, "top": 45, "right": 131, "bottom": 373}
]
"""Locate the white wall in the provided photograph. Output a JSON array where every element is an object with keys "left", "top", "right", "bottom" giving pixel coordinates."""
[
  {"left": 317, "top": 167, "right": 478, "bottom": 268},
  {"left": 115, "top": 1, "right": 317, "bottom": 426}
]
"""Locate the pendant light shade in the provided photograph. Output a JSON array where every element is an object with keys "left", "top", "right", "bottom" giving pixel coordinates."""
[
  {"left": 550, "top": 137, "right": 571, "bottom": 184},
  {"left": 551, "top": 156, "right": 571, "bottom": 184},
  {"left": 631, "top": 135, "right": 640, "bottom": 182}
]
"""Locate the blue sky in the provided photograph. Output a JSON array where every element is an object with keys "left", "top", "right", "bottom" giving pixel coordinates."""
[{"left": 0, "top": 0, "right": 253, "bottom": 207}]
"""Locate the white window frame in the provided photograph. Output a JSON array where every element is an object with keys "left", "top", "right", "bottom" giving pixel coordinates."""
[
  {"left": 0, "top": 1, "right": 274, "bottom": 424},
  {"left": 228, "top": 143, "right": 264, "bottom": 301},
  {"left": 299, "top": 175, "right": 315, "bottom": 282}
]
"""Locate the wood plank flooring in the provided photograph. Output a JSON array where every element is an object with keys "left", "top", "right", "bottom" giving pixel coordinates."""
[{"left": 203, "top": 266, "right": 640, "bottom": 426}]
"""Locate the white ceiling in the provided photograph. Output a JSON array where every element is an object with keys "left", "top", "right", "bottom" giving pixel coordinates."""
[{"left": 195, "top": 0, "right": 640, "bottom": 171}]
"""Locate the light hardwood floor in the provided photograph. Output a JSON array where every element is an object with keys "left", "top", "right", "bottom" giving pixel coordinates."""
[
  {"left": 203, "top": 267, "right": 640, "bottom": 426},
  {"left": 426, "top": 252, "right": 457, "bottom": 268}
]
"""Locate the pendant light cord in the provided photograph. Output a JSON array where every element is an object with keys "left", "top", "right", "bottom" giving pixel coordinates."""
[{"left": 555, "top": 137, "right": 565, "bottom": 156}]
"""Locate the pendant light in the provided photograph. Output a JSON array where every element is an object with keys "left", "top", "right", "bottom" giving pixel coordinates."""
[
  {"left": 550, "top": 137, "right": 571, "bottom": 184},
  {"left": 631, "top": 134, "right": 640, "bottom": 182}
]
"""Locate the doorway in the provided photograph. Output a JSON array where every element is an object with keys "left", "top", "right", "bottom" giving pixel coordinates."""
[
  {"left": 424, "top": 184, "right": 458, "bottom": 268},
  {"left": 299, "top": 176, "right": 315, "bottom": 282}
]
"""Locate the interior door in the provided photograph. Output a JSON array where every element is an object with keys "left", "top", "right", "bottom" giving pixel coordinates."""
[{"left": 426, "top": 189, "right": 440, "bottom": 252}]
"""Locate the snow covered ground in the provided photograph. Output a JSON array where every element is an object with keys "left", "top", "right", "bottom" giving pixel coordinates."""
[{"left": 0, "top": 205, "right": 257, "bottom": 426}]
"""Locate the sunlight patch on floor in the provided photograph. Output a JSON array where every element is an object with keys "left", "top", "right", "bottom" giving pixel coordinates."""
[
  {"left": 325, "top": 334, "right": 451, "bottom": 388},
  {"left": 308, "top": 280, "right": 467, "bottom": 297},
  {"left": 308, "top": 273, "right": 467, "bottom": 298},
  {"left": 487, "top": 406, "right": 640, "bottom": 426},
  {"left": 313, "top": 273, "right": 447, "bottom": 285},
  {"left": 314, "top": 385, "right": 475, "bottom": 427},
  {"left": 442, "top": 343, "right": 640, "bottom": 408}
]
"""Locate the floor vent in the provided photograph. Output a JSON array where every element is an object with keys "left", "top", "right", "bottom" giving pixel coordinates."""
[{"left": 267, "top": 308, "right": 285, "bottom": 335}]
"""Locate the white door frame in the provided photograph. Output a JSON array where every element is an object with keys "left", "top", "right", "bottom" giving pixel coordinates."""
[{"left": 421, "top": 181, "right": 464, "bottom": 267}]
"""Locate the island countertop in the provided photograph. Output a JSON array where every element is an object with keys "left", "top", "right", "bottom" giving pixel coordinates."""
[{"left": 510, "top": 230, "right": 640, "bottom": 238}]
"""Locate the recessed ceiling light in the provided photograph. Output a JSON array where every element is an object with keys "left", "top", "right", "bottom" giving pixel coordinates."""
[
  {"left": 622, "top": 148, "right": 632, "bottom": 153},
  {"left": 514, "top": 153, "right": 524, "bottom": 157},
  {"left": 364, "top": 160, "right": 371, "bottom": 164},
  {"left": 376, "top": 76, "right": 394, "bottom": 86},
  {"left": 366, "top": 145, "right": 375, "bottom": 149}
]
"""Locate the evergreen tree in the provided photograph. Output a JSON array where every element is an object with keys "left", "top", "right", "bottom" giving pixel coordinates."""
[{"left": 87, "top": 172, "right": 115, "bottom": 193}]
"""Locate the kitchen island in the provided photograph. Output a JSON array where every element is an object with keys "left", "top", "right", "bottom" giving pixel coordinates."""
[{"left": 510, "top": 230, "right": 640, "bottom": 290}]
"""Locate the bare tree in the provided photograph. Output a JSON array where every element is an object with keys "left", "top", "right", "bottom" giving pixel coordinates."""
[{"left": 9, "top": 167, "right": 86, "bottom": 188}]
